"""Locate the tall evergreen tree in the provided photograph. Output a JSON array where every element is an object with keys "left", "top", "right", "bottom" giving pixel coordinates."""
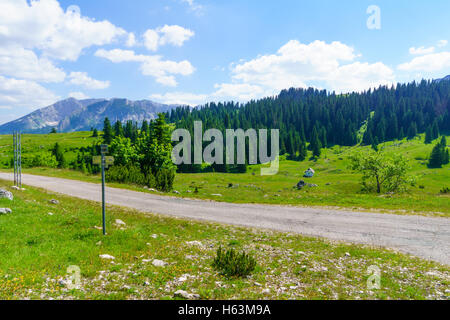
[
  {"left": 103, "top": 117, "right": 113, "bottom": 144},
  {"left": 424, "top": 126, "right": 433, "bottom": 144}
]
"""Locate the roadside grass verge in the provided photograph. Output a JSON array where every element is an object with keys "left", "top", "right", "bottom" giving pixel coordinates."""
[{"left": 0, "top": 180, "right": 448, "bottom": 300}]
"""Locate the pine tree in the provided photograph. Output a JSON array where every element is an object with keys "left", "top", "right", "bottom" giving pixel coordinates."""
[
  {"left": 424, "top": 126, "right": 432, "bottom": 144},
  {"left": 141, "top": 120, "right": 149, "bottom": 135},
  {"left": 92, "top": 128, "right": 98, "bottom": 137},
  {"left": 298, "top": 139, "right": 307, "bottom": 161},
  {"left": 310, "top": 127, "right": 322, "bottom": 158},
  {"left": 114, "top": 120, "right": 123, "bottom": 137},
  {"left": 103, "top": 117, "right": 113, "bottom": 144},
  {"left": 428, "top": 141, "right": 443, "bottom": 168},
  {"left": 407, "top": 122, "right": 417, "bottom": 140},
  {"left": 431, "top": 120, "right": 439, "bottom": 140},
  {"left": 51, "top": 142, "right": 66, "bottom": 168}
]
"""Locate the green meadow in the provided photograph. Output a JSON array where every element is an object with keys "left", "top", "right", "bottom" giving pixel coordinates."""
[
  {"left": 0, "top": 182, "right": 448, "bottom": 300},
  {"left": 0, "top": 132, "right": 449, "bottom": 216}
]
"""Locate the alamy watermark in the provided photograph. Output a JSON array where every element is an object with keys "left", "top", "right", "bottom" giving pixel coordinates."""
[
  {"left": 367, "top": 265, "right": 381, "bottom": 290},
  {"left": 171, "top": 121, "right": 280, "bottom": 175},
  {"left": 367, "top": 5, "right": 381, "bottom": 30}
]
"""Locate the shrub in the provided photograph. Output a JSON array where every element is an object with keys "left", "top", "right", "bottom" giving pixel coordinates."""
[
  {"left": 154, "top": 168, "right": 175, "bottom": 192},
  {"left": 106, "top": 165, "right": 158, "bottom": 189},
  {"left": 212, "top": 246, "right": 257, "bottom": 277},
  {"left": 440, "top": 187, "right": 450, "bottom": 194}
]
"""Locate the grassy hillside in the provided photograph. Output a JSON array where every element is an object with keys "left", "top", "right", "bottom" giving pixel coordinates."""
[
  {"left": 0, "top": 182, "right": 448, "bottom": 300},
  {"left": 0, "top": 132, "right": 449, "bottom": 216}
]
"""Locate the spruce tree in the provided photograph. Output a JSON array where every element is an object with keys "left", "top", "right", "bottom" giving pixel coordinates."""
[
  {"left": 114, "top": 120, "right": 123, "bottom": 137},
  {"left": 103, "top": 117, "right": 113, "bottom": 144},
  {"left": 424, "top": 126, "right": 432, "bottom": 144},
  {"left": 428, "top": 143, "right": 443, "bottom": 168},
  {"left": 310, "top": 127, "right": 322, "bottom": 158}
]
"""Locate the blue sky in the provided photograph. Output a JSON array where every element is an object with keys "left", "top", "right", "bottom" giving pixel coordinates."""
[{"left": 0, "top": 0, "right": 450, "bottom": 124}]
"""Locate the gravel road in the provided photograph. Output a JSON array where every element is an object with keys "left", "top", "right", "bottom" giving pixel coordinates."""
[{"left": 1, "top": 172, "right": 448, "bottom": 265}]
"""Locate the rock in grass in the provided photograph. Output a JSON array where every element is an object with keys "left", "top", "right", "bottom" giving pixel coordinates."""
[
  {"left": 152, "top": 259, "right": 168, "bottom": 267},
  {"left": 0, "top": 189, "right": 13, "bottom": 201},
  {"left": 99, "top": 254, "right": 115, "bottom": 260},
  {"left": 49, "top": 199, "right": 59, "bottom": 205},
  {"left": 0, "top": 208, "right": 12, "bottom": 215},
  {"left": 114, "top": 219, "right": 126, "bottom": 226},
  {"left": 186, "top": 240, "right": 203, "bottom": 247},
  {"left": 174, "top": 290, "right": 200, "bottom": 300}
]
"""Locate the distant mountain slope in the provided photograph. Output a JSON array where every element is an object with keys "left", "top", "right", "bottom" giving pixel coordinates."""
[
  {"left": 0, "top": 98, "right": 180, "bottom": 134},
  {"left": 434, "top": 75, "right": 450, "bottom": 83}
]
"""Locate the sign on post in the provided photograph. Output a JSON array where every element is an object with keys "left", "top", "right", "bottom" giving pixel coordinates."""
[{"left": 92, "top": 145, "right": 114, "bottom": 235}]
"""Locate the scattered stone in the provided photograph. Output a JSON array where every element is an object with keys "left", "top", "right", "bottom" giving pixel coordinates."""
[
  {"left": 0, "top": 189, "right": 13, "bottom": 200},
  {"left": 152, "top": 259, "right": 168, "bottom": 267},
  {"left": 151, "top": 234, "right": 158, "bottom": 239},
  {"left": 186, "top": 240, "right": 203, "bottom": 247},
  {"left": 11, "top": 186, "right": 20, "bottom": 191},
  {"left": 296, "top": 180, "right": 319, "bottom": 190},
  {"left": 114, "top": 219, "right": 126, "bottom": 226},
  {"left": 254, "top": 282, "right": 262, "bottom": 287},
  {"left": 148, "top": 188, "right": 158, "bottom": 192},
  {"left": 174, "top": 290, "right": 200, "bottom": 300},
  {"left": 0, "top": 208, "right": 12, "bottom": 215},
  {"left": 96, "top": 241, "right": 102, "bottom": 246},
  {"left": 303, "top": 168, "right": 315, "bottom": 178},
  {"left": 173, "top": 190, "right": 180, "bottom": 194},
  {"left": 99, "top": 254, "right": 115, "bottom": 260},
  {"left": 48, "top": 212, "right": 54, "bottom": 216},
  {"left": 49, "top": 199, "right": 59, "bottom": 205},
  {"left": 144, "top": 281, "right": 150, "bottom": 286},
  {"left": 345, "top": 252, "right": 351, "bottom": 257},
  {"left": 211, "top": 193, "right": 222, "bottom": 197},
  {"left": 325, "top": 182, "right": 331, "bottom": 186},
  {"left": 262, "top": 288, "right": 271, "bottom": 295}
]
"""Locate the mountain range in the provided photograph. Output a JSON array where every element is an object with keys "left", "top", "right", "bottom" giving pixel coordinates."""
[{"left": 0, "top": 98, "right": 181, "bottom": 134}]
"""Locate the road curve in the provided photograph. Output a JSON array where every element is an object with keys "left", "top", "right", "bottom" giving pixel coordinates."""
[{"left": 1, "top": 172, "right": 449, "bottom": 265}]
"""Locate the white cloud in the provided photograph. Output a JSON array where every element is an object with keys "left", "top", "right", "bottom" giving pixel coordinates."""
[
  {"left": 181, "top": 0, "right": 204, "bottom": 15},
  {"left": 409, "top": 46, "right": 435, "bottom": 55},
  {"left": 68, "top": 91, "right": 89, "bottom": 100},
  {"left": 152, "top": 40, "right": 395, "bottom": 106},
  {"left": 229, "top": 40, "right": 393, "bottom": 95},
  {"left": 150, "top": 92, "right": 208, "bottom": 106},
  {"left": 158, "top": 25, "right": 194, "bottom": 47},
  {"left": 126, "top": 33, "right": 137, "bottom": 47},
  {"left": 0, "top": 0, "right": 127, "bottom": 61},
  {"left": 68, "top": 72, "right": 110, "bottom": 90},
  {"left": 143, "top": 29, "right": 159, "bottom": 51},
  {"left": 0, "top": 45, "right": 65, "bottom": 82},
  {"left": 95, "top": 49, "right": 195, "bottom": 87},
  {"left": 398, "top": 51, "right": 450, "bottom": 72},
  {"left": 143, "top": 25, "right": 194, "bottom": 51},
  {"left": 0, "top": 75, "right": 59, "bottom": 110},
  {"left": 437, "top": 40, "right": 448, "bottom": 48}
]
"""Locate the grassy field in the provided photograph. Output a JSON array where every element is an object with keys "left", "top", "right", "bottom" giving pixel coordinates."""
[
  {"left": 1, "top": 131, "right": 449, "bottom": 216},
  {"left": 0, "top": 181, "right": 449, "bottom": 300}
]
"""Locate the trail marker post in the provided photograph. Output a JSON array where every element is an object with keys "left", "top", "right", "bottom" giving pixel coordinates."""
[
  {"left": 13, "top": 131, "right": 22, "bottom": 188},
  {"left": 93, "top": 145, "right": 114, "bottom": 235}
]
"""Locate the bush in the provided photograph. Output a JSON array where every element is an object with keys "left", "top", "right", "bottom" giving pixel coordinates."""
[
  {"left": 212, "top": 246, "right": 257, "bottom": 277},
  {"left": 440, "top": 187, "right": 450, "bottom": 194},
  {"left": 106, "top": 165, "right": 157, "bottom": 189},
  {"left": 154, "top": 168, "right": 175, "bottom": 192}
]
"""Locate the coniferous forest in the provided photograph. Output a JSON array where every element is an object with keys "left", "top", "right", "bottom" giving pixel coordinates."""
[{"left": 166, "top": 79, "right": 450, "bottom": 167}]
